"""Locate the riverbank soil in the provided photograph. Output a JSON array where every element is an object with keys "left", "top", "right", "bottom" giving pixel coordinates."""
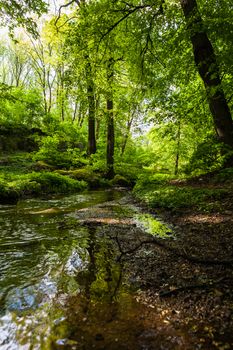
[{"left": 129, "top": 174, "right": 233, "bottom": 350}]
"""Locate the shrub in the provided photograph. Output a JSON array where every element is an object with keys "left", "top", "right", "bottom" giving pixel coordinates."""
[
  {"left": 33, "top": 136, "right": 87, "bottom": 169},
  {"left": 185, "top": 135, "right": 225, "bottom": 175}
]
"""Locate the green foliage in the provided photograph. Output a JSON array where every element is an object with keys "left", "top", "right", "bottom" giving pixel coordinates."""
[
  {"left": 0, "top": 0, "right": 233, "bottom": 197},
  {"left": 33, "top": 135, "right": 87, "bottom": 169},
  {"left": 0, "top": 152, "right": 35, "bottom": 177},
  {"left": 0, "top": 150, "right": 89, "bottom": 203},
  {"left": 212, "top": 167, "right": 233, "bottom": 183},
  {"left": 185, "top": 135, "right": 226, "bottom": 175},
  {"left": 0, "top": 124, "right": 42, "bottom": 153},
  {"left": 89, "top": 152, "right": 108, "bottom": 174},
  {"left": 0, "top": 87, "right": 44, "bottom": 126},
  {"left": 0, "top": 0, "right": 47, "bottom": 35},
  {"left": 33, "top": 136, "right": 61, "bottom": 165},
  {"left": 114, "top": 162, "right": 143, "bottom": 184}
]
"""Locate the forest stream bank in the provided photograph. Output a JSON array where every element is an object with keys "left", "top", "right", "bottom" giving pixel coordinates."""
[{"left": 0, "top": 186, "right": 233, "bottom": 349}]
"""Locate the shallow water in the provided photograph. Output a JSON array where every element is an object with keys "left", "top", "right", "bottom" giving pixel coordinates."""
[{"left": 0, "top": 189, "right": 177, "bottom": 350}]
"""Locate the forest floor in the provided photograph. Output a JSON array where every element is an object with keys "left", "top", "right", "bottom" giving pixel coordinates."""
[{"left": 128, "top": 172, "right": 233, "bottom": 349}]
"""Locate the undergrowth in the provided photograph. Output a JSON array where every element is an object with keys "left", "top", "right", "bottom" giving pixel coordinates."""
[{"left": 133, "top": 172, "right": 230, "bottom": 212}]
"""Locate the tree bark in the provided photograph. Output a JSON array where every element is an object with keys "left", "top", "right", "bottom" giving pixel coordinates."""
[
  {"left": 174, "top": 120, "right": 181, "bottom": 175},
  {"left": 85, "top": 60, "right": 96, "bottom": 155},
  {"left": 106, "top": 58, "right": 115, "bottom": 179},
  {"left": 180, "top": 0, "right": 233, "bottom": 152},
  {"left": 121, "top": 113, "right": 134, "bottom": 156}
]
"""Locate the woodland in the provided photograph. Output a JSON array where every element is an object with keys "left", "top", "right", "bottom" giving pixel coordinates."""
[{"left": 0, "top": 0, "right": 233, "bottom": 349}]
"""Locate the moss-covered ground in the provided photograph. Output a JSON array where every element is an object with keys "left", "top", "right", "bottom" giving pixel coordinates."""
[{"left": 0, "top": 152, "right": 134, "bottom": 204}]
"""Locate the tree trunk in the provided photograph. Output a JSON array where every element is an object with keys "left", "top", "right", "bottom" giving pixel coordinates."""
[
  {"left": 106, "top": 99, "right": 115, "bottom": 178},
  {"left": 121, "top": 113, "right": 135, "bottom": 156},
  {"left": 174, "top": 120, "right": 181, "bottom": 175},
  {"left": 180, "top": 0, "right": 233, "bottom": 153},
  {"left": 86, "top": 60, "right": 96, "bottom": 155},
  {"left": 106, "top": 58, "right": 115, "bottom": 179}
]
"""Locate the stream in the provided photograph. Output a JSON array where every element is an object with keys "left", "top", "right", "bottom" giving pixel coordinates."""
[{"left": 0, "top": 189, "right": 178, "bottom": 350}]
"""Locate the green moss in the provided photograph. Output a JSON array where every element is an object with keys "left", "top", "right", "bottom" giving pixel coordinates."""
[
  {"left": 30, "top": 160, "right": 55, "bottom": 172},
  {"left": 0, "top": 180, "right": 19, "bottom": 204},
  {"left": 110, "top": 174, "right": 130, "bottom": 187},
  {"left": 114, "top": 163, "right": 142, "bottom": 185},
  {"left": 56, "top": 168, "right": 102, "bottom": 189},
  {"left": 0, "top": 152, "right": 34, "bottom": 179},
  {"left": 135, "top": 213, "right": 172, "bottom": 238},
  {"left": 28, "top": 172, "right": 87, "bottom": 194},
  {"left": 0, "top": 172, "right": 87, "bottom": 204}
]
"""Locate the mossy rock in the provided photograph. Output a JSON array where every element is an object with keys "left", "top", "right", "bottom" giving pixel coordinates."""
[
  {"left": 110, "top": 175, "right": 130, "bottom": 187},
  {"left": 56, "top": 168, "right": 102, "bottom": 189},
  {"left": 0, "top": 157, "right": 11, "bottom": 166},
  {"left": 29, "top": 172, "right": 87, "bottom": 194},
  {"left": 31, "top": 161, "right": 55, "bottom": 172},
  {"left": 0, "top": 183, "right": 19, "bottom": 204},
  {"left": 69, "top": 169, "right": 101, "bottom": 189}
]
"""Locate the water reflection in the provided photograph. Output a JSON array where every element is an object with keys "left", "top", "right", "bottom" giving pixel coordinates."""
[
  {"left": 0, "top": 190, "right": 127, "bottom": 349},
  {"left": 0, "top": 189, "right": 176, "bottom": 349}
]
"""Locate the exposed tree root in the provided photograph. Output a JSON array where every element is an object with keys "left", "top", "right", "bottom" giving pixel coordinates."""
[
  {"left": 115, "top": 237, "right": 233, "bottom": 267},
  {"left": 159, "top": 277, "right": 226, "bottom": 298}
]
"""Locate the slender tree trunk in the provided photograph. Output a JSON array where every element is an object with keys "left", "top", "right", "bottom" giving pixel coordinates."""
[
  {"left": 72, "top": 98, "right": 79, "bottom": 123},
  {"left": 106, "top": 99, "right": 115, "bottom": 178},
  {"left": 106, "top": 58, "right": 115, "bottom": 179},
  {"left": 180, "top": 0, "right": 233, "bottom": 152},
  {"left": 86, "top": 60, "right": 96, "bottom": 155},
  {"left": 95, "top": 95, "right": 101, "bottom": 140},
  {"left": 121, "top": 113, "right": 134, "bottom": 156},
  {"left": 174, "top": 120, "right": 181, "bottom": 175},
  {"left": 42, "top": 82, "right": 47, "bottom": 115},
  {"left": 96, "top": 118, "right": 101, "bottom": 141},
  {"left": 60, "top": 67, "right": 65, "bottom": 121}
]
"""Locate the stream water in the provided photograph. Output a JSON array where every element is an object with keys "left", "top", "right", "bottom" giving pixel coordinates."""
[{"left": 0, "top": 189, "right": 177, "bottom": 350}]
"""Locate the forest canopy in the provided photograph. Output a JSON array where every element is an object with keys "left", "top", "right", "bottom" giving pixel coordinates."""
[{"left": 0, "top": 0, "right": 233, "bottom": 181}]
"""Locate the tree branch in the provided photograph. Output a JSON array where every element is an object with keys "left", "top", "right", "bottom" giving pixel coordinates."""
[{"left": 54, "top": 0, "right": 79, "bottom": 27}]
